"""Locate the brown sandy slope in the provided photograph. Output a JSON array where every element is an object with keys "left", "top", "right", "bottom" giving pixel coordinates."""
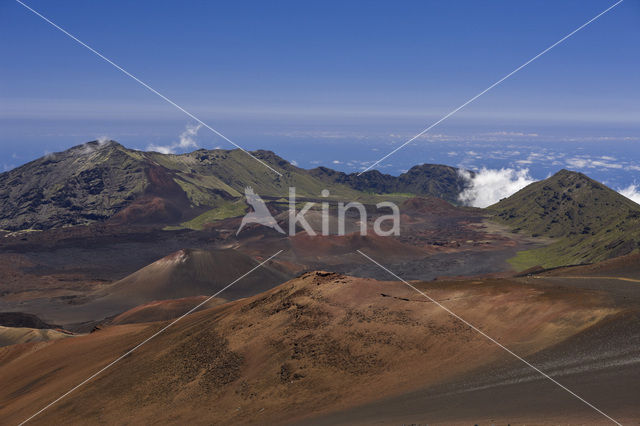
[
  {"left": 107, "top": 296, "right": 227, "bottom": 325},
  {"left": 0, "top": 326, "right": 73, "bottom": 348},
  {"left": 0, "top": 272, "right": 617, "bottom": 424}
]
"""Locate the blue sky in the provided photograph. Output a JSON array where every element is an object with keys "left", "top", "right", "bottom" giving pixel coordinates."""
[{"left": 1, "top": 0, "right": 639, "bottom": 182}]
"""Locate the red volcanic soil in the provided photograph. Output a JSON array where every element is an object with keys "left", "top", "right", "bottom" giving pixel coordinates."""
[
  {"left": 109, "top": 196, "right": 183, "bottom": 225},
  {"left": 0, "top": 272, "right": 619, "bottom": 424},
  {"left": 87, "top": 248, "right": 291, "bottom": 315},
  {"left": 109, "top": 165, "right": 195, "bottom": 226},
  {"left": 108, "top": 296, "right": 227, "bottom": 325}
]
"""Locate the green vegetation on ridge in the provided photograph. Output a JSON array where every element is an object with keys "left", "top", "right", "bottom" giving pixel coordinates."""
[
  {"left": 174, "top": 201, "right": 248, "bottom": 231},
  {"left": 490, "top": 170, "right": 640, "bottom": 270}
]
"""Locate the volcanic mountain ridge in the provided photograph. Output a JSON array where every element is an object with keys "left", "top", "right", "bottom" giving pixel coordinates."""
[{"left": 0, "top": 140, "right": 472, "bottom": 231}]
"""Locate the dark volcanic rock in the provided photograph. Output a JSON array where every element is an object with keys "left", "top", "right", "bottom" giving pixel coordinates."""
[
  {"left": 310, "top": 164, "right": 472, "bottom": 204},
  {"left": 0, "top": 141, "right": 149, "bottom": 230},
  {"left": 0, "top": 312, "right": 59, "bottom": 329}
]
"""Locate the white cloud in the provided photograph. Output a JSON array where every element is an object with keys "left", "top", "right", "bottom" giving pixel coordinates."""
[
  {"left": 593, "top": 161, "right": 623, "bottom": 169},
  {"left": 619, "top": 184, "right": 640, "bottom": 205},
  {"left": 484, "top": 131, "right": 539, "bottom": 137},
  {"left": 147, "top": 123, "right": 202, "bottom": 154},
  {"left": 458, "top": 168, "right": 537, "bottom": 208},
  {"left": 566, "top": 158, "right": 588, "bottom": 168},
  {"left": 77, "top": 138, "right": 111, "bottom": 155},
  {"left": 566, "top": 157, "right": 623, "bottom": 170},
  {"left": 147, "top": 145, "right": 173, "bottom": 155},
  {"left": 332, "top": 160, "right": 343, "bottom": 165}
]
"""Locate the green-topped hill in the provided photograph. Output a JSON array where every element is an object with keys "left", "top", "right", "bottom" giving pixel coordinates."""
[{"left": 489, "top": 169, "right": 640, "bottom": 269}]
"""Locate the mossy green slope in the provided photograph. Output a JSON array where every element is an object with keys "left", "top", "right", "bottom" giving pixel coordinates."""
[
  {"left": 489, "top": 169, "right": 640, "bottom": 269},
  {"left": 155, "top": 149, "right": 363, "bottom": 199}
]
